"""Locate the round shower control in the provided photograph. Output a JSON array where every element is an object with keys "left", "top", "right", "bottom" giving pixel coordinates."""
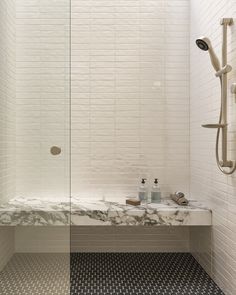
[{"left": 50, "top": 146, "right": 61, "bottom": 155}]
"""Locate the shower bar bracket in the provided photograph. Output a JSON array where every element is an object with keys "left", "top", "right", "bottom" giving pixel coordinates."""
[
  {"left": 215, "top": 64, "right": 232, "bottom": 77},
  {"left": 220, "top": 18, "right": 233, "bottom": 26}
]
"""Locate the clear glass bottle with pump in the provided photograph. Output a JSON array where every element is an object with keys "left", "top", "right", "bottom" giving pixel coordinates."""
[
  {"left": 151, "top": 178, "right": 161, "bottom": 203},
  {"left": 138, "top": 178, "right": 148, "bottom": 202}
]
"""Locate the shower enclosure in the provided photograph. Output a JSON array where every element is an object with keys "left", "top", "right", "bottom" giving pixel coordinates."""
[
  {"left": 0, "top": 0, "right": 235, "bottom": 294},
  {"left": 1, "top": 0, "right": 190, "bottom": 292},
  {"left": 0, "top": 0, "right": 71, "bottom": 293}
]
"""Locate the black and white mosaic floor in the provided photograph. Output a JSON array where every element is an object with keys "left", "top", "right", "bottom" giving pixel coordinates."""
[
  {"left": 0, "top": 253, "right": 224, "bottom": 294},
  {"left": 0, "top": 254, "right": 70, "bottom": 295},
  {"left": 70, "top": 253, "right": 224, "bottom": 295}
]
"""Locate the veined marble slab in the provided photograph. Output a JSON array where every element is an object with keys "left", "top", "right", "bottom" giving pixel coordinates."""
[{"left": 0, "top": 197, "right": 212, "bottom": 226}]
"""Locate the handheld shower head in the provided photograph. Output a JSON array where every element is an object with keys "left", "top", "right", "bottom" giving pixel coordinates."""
[
  {"left": 196, "top": 37, "right": 211, "bottom": 51},
  {"left": 196, "top": 36, "right": 221, "bottom": 72}
]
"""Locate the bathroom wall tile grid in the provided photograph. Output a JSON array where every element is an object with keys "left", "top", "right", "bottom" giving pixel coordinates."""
[
  {"left": 15, "top": 0, "right": 190, "bottom": 200},
  {"left": 0, "top": 0, "right": 16, "bottom": 204},
  {"left": 190, "top": 0, "right": 236, "bottom": 293}
]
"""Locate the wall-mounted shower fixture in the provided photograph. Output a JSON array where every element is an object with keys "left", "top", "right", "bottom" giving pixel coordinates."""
[
  {"left": 50, "top": 146, "right": 61, "bottom": 156},
  {"left": 196, "top": 18, "right": 236, "bottom": 175}
]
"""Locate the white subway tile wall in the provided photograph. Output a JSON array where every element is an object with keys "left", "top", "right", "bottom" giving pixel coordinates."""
[
  {"left": 0, "top": 227, "right": 14, "bottom": 271},
  {"left": 15, "top": 0, "right": 70, "bottom": 199},
  {"left": 0, "top": 0, "right": 16, "bottom": 204},
  {"left": 71, "top": 0, "right": 190, "bottom": 200},
  {"left": 15, "top": 0, "right": 190, "bottom": 200},
  {"left": 15, "top": 227, "right": 70, "bottom": 253},
  {"left": 13, "top": 226, "right": 189, "bottom": 253},
  {"left": 190, "top": 0, "right": 236, "bottom": 294},
  {"left": 70, "top": 226, "right": 190, "bottom": 253}
]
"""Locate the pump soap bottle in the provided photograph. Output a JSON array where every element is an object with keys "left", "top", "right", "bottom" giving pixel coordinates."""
[
  {"left": 151, "top": 178, "right": 161, "bottom": 203},
  {"left": 138, "top": 178, "right": 148, "bottom": 202}
]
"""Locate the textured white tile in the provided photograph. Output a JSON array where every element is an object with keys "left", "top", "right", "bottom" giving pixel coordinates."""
[
  {"left": 0, "top": 227, "right": 14, "bottom": 271},
  {"left": 0, "top": 0, "right": 16, "bottom": 205},
  {"left": 15, "top": 0, "right": 70, "bottom": 200},
  {"left": 190, "top": 0, "right": 236, "bottom": 294},
  {"left": 70, "top": 0, "right": 190, "bottom": 199},
  {"left": 70, "top": 226, "right": 189, "bottom": 252}
]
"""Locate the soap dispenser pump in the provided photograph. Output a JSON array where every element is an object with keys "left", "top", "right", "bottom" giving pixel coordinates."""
[
  {"left": 151, "top": 178, "right": 161, "bottom": 203},
  {"left": 138, "top": 178, "right": 148, "bottom": 202}
]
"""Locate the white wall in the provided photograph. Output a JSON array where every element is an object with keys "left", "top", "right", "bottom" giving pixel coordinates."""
[
  {"left": 0, "top": 227, "right": 14, "bottom": 271},
  {"left": 70, "top": 226, "right": 189, "bottom": 253},
  {"left": 71, "top": 0, "right": 190, "bottom": 200},
  {"left": 14, "top": 0, "right": 190, "bottom": 202},
  {"left": 190, "top": 0, "right": 236, "bottom": 294},
  {"left": 0, "top": 0, "right": 16, "bottom": 204},
  {"left": 13, "top": 226, "right": 189, "bottom": 253},
  {"left": 15, "top": 0, "right": 70, "bottom": 200},
  {"left": 0, "top": 0, "right": 16, "bottom": 271},
  {"left": 15, "top": 227, "right": 70, "bottom": 253}
]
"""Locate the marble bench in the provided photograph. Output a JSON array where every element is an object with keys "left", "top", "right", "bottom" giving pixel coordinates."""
[{"left": 0, "top": 197, "right": 212, "bottom": 226}]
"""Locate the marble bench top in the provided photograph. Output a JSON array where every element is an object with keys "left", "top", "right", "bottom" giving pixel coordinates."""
[{"left": 0, "top": 197, "right": 212, "bottom": 226}]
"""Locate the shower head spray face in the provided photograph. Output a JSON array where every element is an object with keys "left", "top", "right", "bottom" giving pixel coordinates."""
[
  {"left": 196, "top": 36, "right": 221, "bottom": 72},
  {"left": 196, "top": 37, "right": 210, "bottom": 51}
]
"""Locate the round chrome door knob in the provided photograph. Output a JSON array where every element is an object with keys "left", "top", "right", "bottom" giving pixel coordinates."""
[{"left": 50, "top": 146, "right": 61, "bottom": 155}]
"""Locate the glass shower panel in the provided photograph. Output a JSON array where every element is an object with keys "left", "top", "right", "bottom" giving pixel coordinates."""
[
  {"left": 70, "top": 0, "right": 168, "bottom": 204},
  {"left": 69, "top": 0, "right": 190, "bottom": 293},
  {"left": 69, "top": 0, "right": 167, "bottom": 222},
  {"left": 0, "top": 0, "right": 71, "bottom": 294}
]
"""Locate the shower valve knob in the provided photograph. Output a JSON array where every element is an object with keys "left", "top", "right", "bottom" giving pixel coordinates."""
[{"left": 50, "top": 146, "right": 61, "bottom": 155}]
